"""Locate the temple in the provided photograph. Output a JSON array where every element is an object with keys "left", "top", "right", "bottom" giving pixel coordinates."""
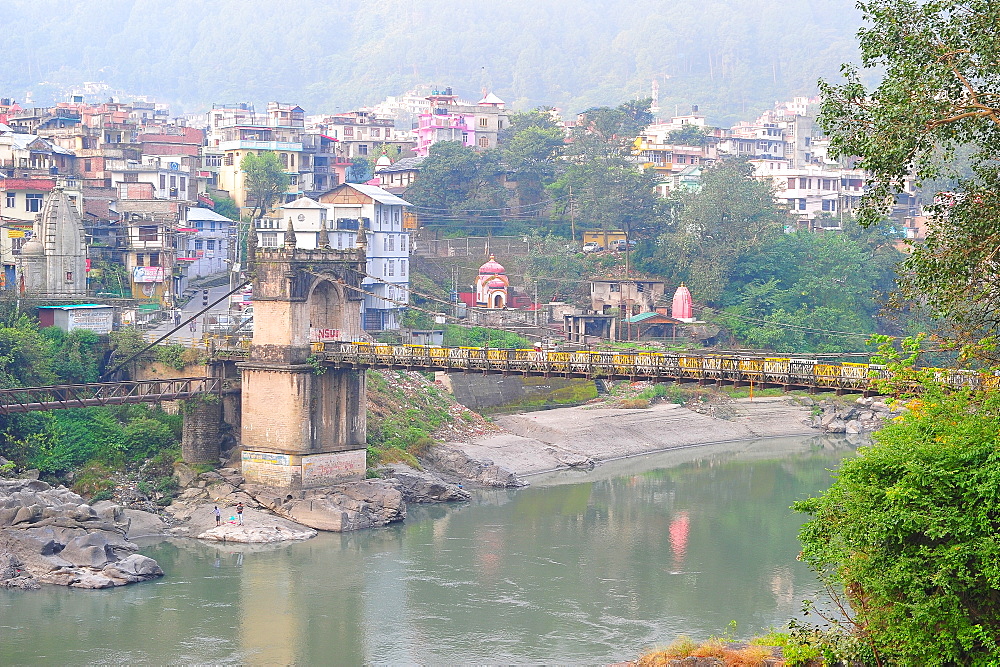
[
  {"left": 671, "top": 283, "right": 694, "bottom": 322},
  {"left": 475, "top": 255, "right": 509, "bottom": 309},
  {"left": 18, "top": 186, "right": 87, "bottom": 298}
]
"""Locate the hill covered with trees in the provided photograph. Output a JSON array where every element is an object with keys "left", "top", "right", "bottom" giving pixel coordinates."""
[{"left": 8, "top": 0, "right": 862, "bottom": 124}]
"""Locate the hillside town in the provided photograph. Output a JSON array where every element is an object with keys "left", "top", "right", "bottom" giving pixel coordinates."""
[{"left": 0, "top": 86, "right": 926, "bottom": 338}]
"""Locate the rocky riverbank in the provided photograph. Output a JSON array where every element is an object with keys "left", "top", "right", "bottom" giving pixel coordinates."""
[{"left": 0, "top": 479, "right": 163, "bottom": 590}]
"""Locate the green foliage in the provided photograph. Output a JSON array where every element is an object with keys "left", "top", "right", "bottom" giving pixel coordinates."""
[
  {"left": 108, "top": 327, "right": 149, "bottom": 376},
  {"left": 795, "top": 383, "right": 1000, "bottom": 664},
  {"left": 666, "top": 124, "right": 710, "bottom": 146},
  {"left": 41, "top": 328, "right": 102, "bottom": 383},
  {"left": 818, "top": 0, "right": 1000, "bottom": 361},
  {"left": 442, "top": 324, "right": 530, "bottom": 349},
  {"left": 406, "top": 141, "right": 506, "bottom": 230},
  {"left": 242, "top": 151, "right": 291, "bottom": 221},
  {"left": 209, "top": 193, "right": 240, "bottom": 221},
  {"left": 347, "top": 155, "right": 374, "bottom": 183},
  {"left": 640, "top": 158, "right": 783, "bottom": 304},
  {"left": 154, "top": 343, "right": 191, "bottom": 370},
  {"left": 91, "top": 259, "right": 131, "bottom": 297}
]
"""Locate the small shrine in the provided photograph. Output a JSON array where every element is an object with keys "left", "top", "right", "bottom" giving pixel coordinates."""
[
  {"left": 671, "top": 283, "right": 694, "bottom": 322},
  {"left": 475, "top": 255, "right": 509, "bottom": 309}
]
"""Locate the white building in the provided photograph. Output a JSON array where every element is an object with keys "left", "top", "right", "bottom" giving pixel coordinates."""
[{"left": 258, "top": 183, "right": 412, "bottom": 331}]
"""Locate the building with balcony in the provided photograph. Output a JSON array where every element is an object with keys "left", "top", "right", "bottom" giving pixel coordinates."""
[
  {"left": 209, "top": 102, "right": 305, "bottom": 214},
  {"left": 414, "top": 88, "right": 509, "bottom": 156}
]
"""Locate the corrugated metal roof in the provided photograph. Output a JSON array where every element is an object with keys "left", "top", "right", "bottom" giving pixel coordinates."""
[{"left": 342, "top": 183, "right": 412, "bottom": 206}]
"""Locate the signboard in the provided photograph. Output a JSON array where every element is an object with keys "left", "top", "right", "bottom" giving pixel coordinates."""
[
  {"left": 302, "top": 450, "right": 366, "bottom": 486},
  {"left": 132, "top": 266, "right": 165, "bottom": 283},
  {"left": 310, "top": 328, "right": 341, "bottom": 342},
  {"left": 7, "top": 230, "right": 25, "bottom": 238},
  {"left": 242, "top": 451, "right": 291, "bottom": 466},
  {"left": 66, "top": 307, "right": 113, "bottom": 334}
]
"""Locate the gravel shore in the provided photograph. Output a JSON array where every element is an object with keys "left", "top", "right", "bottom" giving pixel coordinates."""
[{"left": 453, "top": 396, "right": 817, "bottom": 477}]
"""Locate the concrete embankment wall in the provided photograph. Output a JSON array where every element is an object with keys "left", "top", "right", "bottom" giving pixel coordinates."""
[{"left": 439, "top": 372, "right": 598, "bottom": 413}]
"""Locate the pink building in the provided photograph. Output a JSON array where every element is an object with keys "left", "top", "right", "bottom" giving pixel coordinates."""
[{"left": 415, "top": 88, "right": 509, "bottom": 157}]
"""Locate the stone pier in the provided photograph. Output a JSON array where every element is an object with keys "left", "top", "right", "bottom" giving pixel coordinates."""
[
  {"left": 181, "top": 397, "right": 223, "bottom": 465},
  {"left": 239, "top": 243, "right": 369, "bottom": 488}
]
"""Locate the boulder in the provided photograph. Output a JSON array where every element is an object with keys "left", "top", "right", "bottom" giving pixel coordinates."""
[
  {"left": 382, "top": 465, "right": 471, "bottom": 503},
  {"left": 845, "top": 419, "right": 863, "bottom": 434},
  {"left": 173, "top": 462, "right": 198, "bottom": 487},
  {"left": 269, "top": 481, "right": 406, "bottom": 532},
  {"left": 59, "top": 533, "right": 115, "bottom": 568},
  {"left": 422, "top": 445, "right": 526, "bottom": 488},
  {"left": 205, "top": 482, "right": 235, "bottom": 501},
  {"left": 0, "top": 478, "right": 164, "bottom": 590},
  {"left": 825, "top": 418, "right": 847, "bottom": 433},
  {"left": 197, "top": 523, "right": 316, "bottom": 544},
  {"left": 103, "top": 554, "right": 163, "bottom": 581}
]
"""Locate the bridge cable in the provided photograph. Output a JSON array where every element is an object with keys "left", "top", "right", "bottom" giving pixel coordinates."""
[{"left": 100, "top": 280, "right": 252, "bottom": 380}]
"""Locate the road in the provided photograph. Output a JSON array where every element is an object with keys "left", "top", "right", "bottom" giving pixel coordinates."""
[{"left": 147, "top": 284, "right": 240, "bottom": 343}]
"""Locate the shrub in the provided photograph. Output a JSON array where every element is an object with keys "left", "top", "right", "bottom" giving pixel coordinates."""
[
  {"left": 619, "top": 398, "right": 650, "bottom": 409},
  {"left": 795, "top": 384, "right": 1000, "bottom": 664}
]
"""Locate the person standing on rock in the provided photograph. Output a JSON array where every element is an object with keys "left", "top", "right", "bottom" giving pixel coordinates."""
[
  {"left": 236, "top": 502, "right": 244, "bottom": 525},
  {"left": 213, "top": 506, "right": 221, "bottom": 526}
]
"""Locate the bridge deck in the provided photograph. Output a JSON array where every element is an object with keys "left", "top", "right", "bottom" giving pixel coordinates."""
[{"left": 0, "top": 377, "right": 222, "bottom": 415}]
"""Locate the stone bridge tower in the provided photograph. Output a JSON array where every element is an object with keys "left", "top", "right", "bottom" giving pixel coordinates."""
[{"left": 239, "top": 231, "right": 368, "bottom": 488}]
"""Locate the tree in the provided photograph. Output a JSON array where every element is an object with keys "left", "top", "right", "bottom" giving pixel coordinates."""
[
  {"left": 796, "top": 382, "right": 1000, "bottom": 664},
  {"left": 241, "top": 151, "right": 290, "bottom": 222},
  {"left": 347, "top": 155, "right": 374, "bottom": 183},
  {"left": 818, "top": 0, "right": 1000, "bottom": 359},
  {"left": 406, "top": 142, "right": 506, "bottom": 232},
  {"left": 210, "top": 193, "right": 239, "bottom": 221},
  {"left": 666, "top": 124, "right": 709, "bottom": 146},
  {"left": 642, "top": 158, "right": 783, "bottom": 303}
]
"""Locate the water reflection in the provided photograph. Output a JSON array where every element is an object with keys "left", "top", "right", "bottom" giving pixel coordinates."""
[{"left": 0, "top": 436, "right": 853, "bottom": 665}]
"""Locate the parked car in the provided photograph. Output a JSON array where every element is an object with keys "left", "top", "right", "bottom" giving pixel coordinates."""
[
  {"left": 611, "top": 239, "right": 637, "bottom": 251},
  {"left": 582, "top": 242, "right": 603, "bottom": 253}
]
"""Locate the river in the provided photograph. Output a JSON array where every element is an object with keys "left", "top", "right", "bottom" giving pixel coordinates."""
[{"left": 0, "top": 435, "right": 854, "bottom": 665}]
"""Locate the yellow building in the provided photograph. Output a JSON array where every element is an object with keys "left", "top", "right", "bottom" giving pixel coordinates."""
[{"left": 210, "top": 102, "right": 305, "bottom": 214}]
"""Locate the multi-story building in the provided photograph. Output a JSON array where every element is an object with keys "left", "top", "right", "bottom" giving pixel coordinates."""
[
  {"left": 313, "top": 110, "right": 401, "bottom": 160},
  {"left": 414, "top": 88, "right": 509, "bottom": 156},
  {"left": 208, "top": 102, "right": 305, "bottom": 215},
  {"left": 634, "top": 117, "right": 719, "bottom": 196},
  {"left": 250, "top": 184, "right": 410, "bottom": 331},
  {"left": 178, "top": 207, "right": 235, "bottom": 288},
  {"left": 752, "top": 162, "right": 867, "bottom": 225}
]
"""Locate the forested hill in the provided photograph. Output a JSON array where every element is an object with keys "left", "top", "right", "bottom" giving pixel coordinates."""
[{"left": 8, "top": 0, "right": 861, "bottom": 124}]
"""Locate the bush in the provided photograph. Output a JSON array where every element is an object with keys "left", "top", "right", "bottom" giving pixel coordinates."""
[
  {"left": 795, "top": 385, "right": 1000, "bottom": 664},
  {"left": 619, "top": 398, "right": 650, "bottom": 409}
]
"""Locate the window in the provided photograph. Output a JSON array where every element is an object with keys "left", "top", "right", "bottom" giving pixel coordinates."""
[
  {"left": 135, "top": 253, "right": 145, "bottom": 267},
  {"left": 65, "top": 271, "right": 73, "bottom": 282},
  {"left": 383, "top": 236, "right": 389, "bottom": 251},
  {"left": 124, "top": 172, "right": 138, "bottom": 183},
  {"left": 280, "top": 153, "right": 288, "bottom": 168},
  {"left": 387, "top": 260, "right": 395, "bottom": 276},
  {"left": 160, "top": 175, "right": 166, "bottom": 190},
  {"left": 800, "top": 178, "right": 809, "bottom": 189},
  {"left": 194, "top": 240, "right": 204, "bottom": 250},
  {"left": 84, "top": 159, "right": 92, "bottom": 172},
  {"left": 798, "top": 199, "right": 806, "bottom": 211},
  {"left": 138, "top": 225, "right": 158, "bottom": 241},
  {"left": 149, "top": 252, "right": 160, "bottom": 267},
  {"left": 371, "top": 128, "right": 380, "bottom": 138},
  {"left": 224, "top": 153, "right": 234, "bottom": 167},
  {"left": 5, "top": 193, "right": 14, "bottom": 208},
  {"left": 479, "top": 136, "right": 489, "bottom": 148},
  {"left": 207, "top": 240, "right": 216, "bottom": 251},
  {"left": 290, "top": 153, "right": 295, "bottom": 168},
  {"left": 400, "top": 235, "right": 407, "bottom": 252},
  {"left": 260, "top": 232, "right": 278, "bottom": 247},
  {"left": 179, "top": 177, "right": 186, "bottom": 191},
  {"left": 675, "top": 155, "right": 687, "bottom": 164},
  {"left": 388, "top": 235, "right": 395, "bottom": 251},
  {"left": 400, "top": 260, "right": 406, "bottom": 276},
  {"left": 169, "top": 175, "right": 177, "bottom": 188},
  {"left": 25, "top": 194, "right": 42, "bottom": 212},
  {"left": 358, "top": 144, "right": 368, "bottom": 155},
  {"left": 344, "top": 127, "right": 354, "bottom": 137},
  {"left": 479, "top": 117, "right": 489, "bottom": 127},
  {"left": 822, "top": 199, "right": 837, "bottom": 212}
]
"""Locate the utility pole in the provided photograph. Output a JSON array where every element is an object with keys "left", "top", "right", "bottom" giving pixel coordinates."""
[
  {"left": 569, "top": 185, "right": 576, "bottom": 242},
  {"left": 533, "top": 279, "right": 539, "bottom": 327}
]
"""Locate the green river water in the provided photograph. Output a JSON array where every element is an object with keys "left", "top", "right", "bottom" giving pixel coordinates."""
[{"left": 0, "top": 435, "right": 854, "bottom": 665}]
